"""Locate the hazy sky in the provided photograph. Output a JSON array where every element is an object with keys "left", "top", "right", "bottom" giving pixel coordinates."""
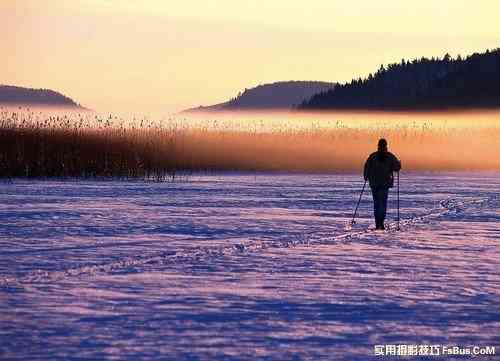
[{"left": 2, "top": 0, "right": 499, "bottom": 114}]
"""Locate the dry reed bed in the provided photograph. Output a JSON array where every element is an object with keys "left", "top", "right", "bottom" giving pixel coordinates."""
[{"left": 0, "top": 109, "right": 499, "bottom": 179}]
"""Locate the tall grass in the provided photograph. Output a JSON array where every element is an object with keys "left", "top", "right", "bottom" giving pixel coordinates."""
[{"left": 1, "top": 108, "right": 499, "bottom": 179}]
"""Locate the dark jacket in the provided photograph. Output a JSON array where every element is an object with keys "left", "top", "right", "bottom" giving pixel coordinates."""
[{"left": 364, "top": 151, "right": 401, "bottom": 188}]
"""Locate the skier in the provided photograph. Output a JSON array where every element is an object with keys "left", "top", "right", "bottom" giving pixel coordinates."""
[{"left": 364, "top": 138, "right": 401, "bottom": 230}]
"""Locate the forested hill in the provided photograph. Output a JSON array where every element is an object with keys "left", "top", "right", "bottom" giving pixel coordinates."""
[
  {"left": 300, "top": 48, "right": 500, "bottom": 110},
  {"left": 185, "top": 81, "right": 336, "bottom": 112},
  {"left": 0, "top": 85, "right": 82, "bottom": 107}
]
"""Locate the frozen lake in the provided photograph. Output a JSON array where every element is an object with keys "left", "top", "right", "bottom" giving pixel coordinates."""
[{"left": 1, "top": 173, "right": 499, "bottom": 360}]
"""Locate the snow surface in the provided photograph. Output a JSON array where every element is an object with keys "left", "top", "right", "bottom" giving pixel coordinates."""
[{"left": 0, "top": 173, "right": 499, "bottom": 360}]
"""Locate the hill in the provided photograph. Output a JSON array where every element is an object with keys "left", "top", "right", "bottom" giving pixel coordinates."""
[
  {"left": 300, "top": 48, "right": 500, "bottom": 111},
  {"left": 184, "top": 81, "right": 336, "bottom": 112},
  {"left": 0, "top": 85, "right": 83, "bottom": 108}
]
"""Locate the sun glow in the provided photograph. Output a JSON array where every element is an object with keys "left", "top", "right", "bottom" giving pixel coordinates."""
[{"left": 2, "top": 1, "right": 500, "bottom": 113}]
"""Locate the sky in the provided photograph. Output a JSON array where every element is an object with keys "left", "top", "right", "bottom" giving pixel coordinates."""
[{"left": 2, "top": 0, "right": 499, "bottom": 114}]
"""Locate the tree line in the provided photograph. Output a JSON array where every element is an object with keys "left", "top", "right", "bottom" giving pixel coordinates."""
[
  {"left": 300, "top": 48, "right": 500, "bottom": 110},
  {"left": 0, "top": 85, "right": 80, "bottom": 107}
]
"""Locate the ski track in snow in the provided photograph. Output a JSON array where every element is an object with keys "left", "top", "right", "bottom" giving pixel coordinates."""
[
  {"left": 0, "top": 194, "right": 491, "bottom": 287},
  {"left": 1, "top": 172, "right": 499, "bottom": 361}
]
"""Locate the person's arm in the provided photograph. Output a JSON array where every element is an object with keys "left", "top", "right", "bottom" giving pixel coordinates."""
[
  {"left": 391, "top": 153, "right": 401, "bottom": 172},
  {"left": 364, "top": 156, "right": 371, "bottom": 181}
]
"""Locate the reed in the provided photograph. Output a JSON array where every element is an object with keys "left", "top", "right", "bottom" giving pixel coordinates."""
[{"left": 0, "top": 108, "right": 499, "bottom": 179}]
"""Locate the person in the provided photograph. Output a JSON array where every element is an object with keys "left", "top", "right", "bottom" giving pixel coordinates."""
[{"left": 364, "top": 138, "right": 401, "bottom": 230}]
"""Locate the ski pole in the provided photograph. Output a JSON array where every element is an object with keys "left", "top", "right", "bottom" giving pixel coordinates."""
[
  {"left": 351, "top": 179, "right": 367, "bottom": 225},
  {"left": 397, "top": 171, "right": 400, "bottom": 231}
]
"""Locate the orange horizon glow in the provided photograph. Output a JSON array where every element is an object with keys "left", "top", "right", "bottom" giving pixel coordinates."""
[
  {"left": 3, "top": 107, "right": 500, "bottom": 172},
  {"left": 2, "top": 1, "right": 500, "bottom": 114}
]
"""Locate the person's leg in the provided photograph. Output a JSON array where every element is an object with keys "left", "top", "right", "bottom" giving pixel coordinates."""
[
  {"left": 379, "top": 187, "right": 389, "bottom": 229},
  {"left": 372, "top": 187, "right": 382, "bottom": 229},
  {"left": 371, "top": 187, "right": 379, "bottom": 228}
]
